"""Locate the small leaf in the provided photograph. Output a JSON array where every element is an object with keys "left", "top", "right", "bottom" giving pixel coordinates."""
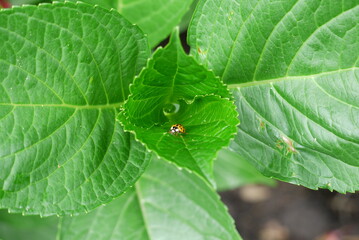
[
  {"left": 58, "top": 157, "right": 242, "bottom": 240},
  {"left": 0, "top": 2, "right": 151, "bottom": 215},
  {"left": 214, "top": 148, "right": 275, "bottom": 191},
  {"left": 188, "top": 0, "right": 359, "bottom": 192},
  {"left": 119, "top": 29, "right": 239, "bottom": 184}
]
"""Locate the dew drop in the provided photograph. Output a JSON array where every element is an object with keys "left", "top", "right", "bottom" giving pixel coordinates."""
[{"left": 163, "top": 103, "right": 180, "bottom": 115}]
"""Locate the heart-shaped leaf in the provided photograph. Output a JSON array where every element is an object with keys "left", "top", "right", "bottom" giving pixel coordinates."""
[
  {"left": 188, "top": 0, "right": 359, "bottom": 192},
  {"left": 0, "top": 2, "right": 151, "bottom": 215},
  {"left": 119, "top": 29, "right": 239, "bottom": 185}
]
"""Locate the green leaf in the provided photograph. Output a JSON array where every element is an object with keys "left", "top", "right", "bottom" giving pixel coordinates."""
[
  {"left": 214, "top": 148, "right": 276, "bottom": 191},
  {"left": 119, "top": 29, "right": 239, "bottom": 185},
  {"left": 56, "top": 0, "right": 194, "bottom": 47},
  {"left": 0, "top": 2, "right": 151, "bottom": 215},
  {"left": 58, "top": 189, "right": 147, "bottom": 240},
  {"left": 117, "top": 0, "right": 194, "bottom": 47},
  {"left": 0, "top": 210, "right": 58, "bottom": 240},
  {"left": 178, "top": 0, "right": 199, "bottom": 32},
  {"left": 189, "top": 0, "right": 359, "bottom": 192},
  {"left": 58, "top": 157, "right": 242, "bottom": 240}
]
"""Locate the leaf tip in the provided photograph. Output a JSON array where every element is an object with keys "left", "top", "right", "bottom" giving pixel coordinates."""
[{"left": 167, "top": 26, "right": 181, "bottom": 48}]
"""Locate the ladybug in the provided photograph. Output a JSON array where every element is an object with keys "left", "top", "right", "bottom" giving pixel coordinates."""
[{"left": 169, "top": 124, "right": 186, "bottom": 135}]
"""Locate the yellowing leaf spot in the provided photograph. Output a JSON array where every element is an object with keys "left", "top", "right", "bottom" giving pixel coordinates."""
[{"left": 276, "top": 136, "right": 297, "bottom": 155}]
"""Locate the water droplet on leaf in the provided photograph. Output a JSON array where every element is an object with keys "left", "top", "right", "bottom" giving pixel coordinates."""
[{"left": 163, "top": 103, "right": 180, "bottom": 115}]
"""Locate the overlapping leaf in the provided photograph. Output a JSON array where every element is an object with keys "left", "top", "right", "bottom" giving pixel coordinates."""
[
  {"left": 58, "top": 157, "right": 242, "bottom": 240},
  {"left": 0, "top": 2, "right": 151, "bottom": 215},
  {"left": 117, "top": 0, "right": 194, "bottom": 47},
  {"left": 56, "top": 0, "right": 194, "bottom": 47},
  {"left": 119, "top": 29, "right": 239, "bottom": 185},
  {"left": 189, "top": 0, "right": 359, "bottom": 192}
]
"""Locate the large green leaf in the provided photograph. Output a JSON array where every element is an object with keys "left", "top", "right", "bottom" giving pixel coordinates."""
[
  {"left": 56, "top": 0, "right": 194, "bottom": 47},
  {"left": 59, "top": 189, "right": 147, "bottom": 240},
  {"left": 0, "top": 210, "right": 58, "bottom": 240},
  {"left": 0, "top": 2, "right": 151, "bottom": 215},
  {"left": 188, "top": 0, "right": 359, "bottom": 192},
  {"left": 119, "top": 29, "right": 239, "bottom": 185},
  {"left": 214, "top": 148, "right": 275, "bottom": 191},
  {"left": 58, "top": 157, "right": 242, "bottom": 240}
]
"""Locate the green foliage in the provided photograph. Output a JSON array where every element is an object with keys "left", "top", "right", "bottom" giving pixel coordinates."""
[
  {"left": 188, "top": 0, "right": 359, "bottom": 193},
  {"left": 0, "top": 2, "right": 151, "bottom": 215},
  {"left": 117, "top": 0, "right": 194, "bottom": 47},
  {"left": 58, "top": 157, "right": 241, "bottom": 240},
  {"left": 0, "top": 0, "right": 358, "bottom": 239},
  {"left": 214, "top": 148, "right": 276, "bottom": 191},
  {"left": 0, "top": 210, "right": 57, "bottom": 240},
  {"left": 119, "top": 30, "right": 239, "bottom": 184},
  {"left": 56, "top": 0, "right": 194, "bottom": 47}
]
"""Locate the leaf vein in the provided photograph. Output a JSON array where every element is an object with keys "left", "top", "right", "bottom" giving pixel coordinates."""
[
  {"left": 271, "top": 83, "right": 359, "bottom": 146},
  {"left": 286, "top": 5, "right": 359, "bottom": 75}
]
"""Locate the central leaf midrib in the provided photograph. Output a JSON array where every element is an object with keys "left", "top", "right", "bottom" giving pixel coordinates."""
[
  {"left": 0, "top": 102, "right": 123, "bottom": 109},
  {"left": 164, "top": 47, "right": 180, "bottom": 103},
  {"left": 227, "top": 67, "right": 358, "bottom": 88}
]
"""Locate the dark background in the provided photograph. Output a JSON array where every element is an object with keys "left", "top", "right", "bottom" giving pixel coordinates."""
[{"left": 221, "top": 183, "right": 359, "bottom": 240}]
